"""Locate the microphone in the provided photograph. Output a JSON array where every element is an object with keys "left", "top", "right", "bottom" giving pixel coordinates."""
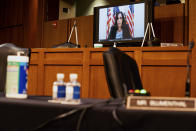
[{"left": 185, "top": 41, "right": 194, "bottom": 97}]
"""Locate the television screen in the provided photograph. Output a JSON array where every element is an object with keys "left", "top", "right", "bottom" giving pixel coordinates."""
[{"left": 93, "top": 1, "right": 152, "bottom": 46}]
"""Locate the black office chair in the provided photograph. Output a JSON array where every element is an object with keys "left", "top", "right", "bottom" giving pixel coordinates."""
[
  {"left": 0, "top": 43, "right": 30, "bottom": 94},
  {"left": 52, "top": 42, "right": 79, "bottom": 48},
  {"left": 103, "top": 47, "right": 143, "bottom": 98}
]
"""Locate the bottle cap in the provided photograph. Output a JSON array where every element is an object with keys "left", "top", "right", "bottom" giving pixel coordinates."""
[
  {"left": 129, "top": 89, "right": 134, "bottom": 94},
  {"left": 70, "top": 73, "right": 78, "bottom": 80},
  {"left": 57, "top": 73, "right": 64, "bottom": 79},
  {"left": 17, "top": 51, "right": 24, "bottom": 56},
  {"left": 140, "top": 89, "right": 147, "bottom": 94},
  {"left": 134, "top": 89, "right": 140, "bottom": 94}
]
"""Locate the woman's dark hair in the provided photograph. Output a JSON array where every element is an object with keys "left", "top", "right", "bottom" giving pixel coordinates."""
[
  {"left": 108, "top": 11, "right": 131, "bottom": 39},
  {"left": 114, "top": 11, "right": 126, "bottom": 27}
]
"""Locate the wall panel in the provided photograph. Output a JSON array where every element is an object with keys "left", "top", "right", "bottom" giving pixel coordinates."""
[
  {"left": 89, "top": 66, "right": 110, "bottom": 98},
  {"left": 0, "top": 26, "right": 24, "bottom": 46},
  {"left": 154, "top": 4, "right": 185, "bottom": 43},
  {"left": 23, "top": 0, "right": 45, "bottom": 48},
  {"left": 142, "top": 66, "right": 187, "bottom": 97},
  {"left": 28, "top": 65, "right": 38, "bottom": 95},
  {"left": 189, "top": 0, "right": 196, "bottom": 97},
  {"left": 0, "top": 0, "right": 24, "bottom": 46},
  {"left": 43, "top": 19, "right": 69, "bottom": 48}
]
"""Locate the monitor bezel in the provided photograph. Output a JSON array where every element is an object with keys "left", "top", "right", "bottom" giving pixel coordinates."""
[{"left": 93, "top": 0, "right": 153, "bottom": 47}]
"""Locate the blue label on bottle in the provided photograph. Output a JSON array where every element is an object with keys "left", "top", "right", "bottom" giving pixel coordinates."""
[
  {"left": 18, "top": 62, "right": 28, "bottom": 94},
  {"left": 57, "top": 85, "right": 66, "bottom": 98},
  {"left": 73, "top": 86, "right": 80, "bottom": 99}
]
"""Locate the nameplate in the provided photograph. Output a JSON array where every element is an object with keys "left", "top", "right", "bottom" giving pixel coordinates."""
[{"left": 126, "top": 96, "right": 196, "bottom": 111}]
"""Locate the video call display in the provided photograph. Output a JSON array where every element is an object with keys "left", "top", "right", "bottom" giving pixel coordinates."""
[{"left": 98, "top": 3, "right": 145, "bottom": 42}]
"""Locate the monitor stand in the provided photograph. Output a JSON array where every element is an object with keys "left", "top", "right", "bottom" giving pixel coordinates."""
[
  {"left": 68, "top": 20, "right": 79, "bottom": 48},
  {"left": 141, "top": 22, "right": 156, "bottom": 47}
]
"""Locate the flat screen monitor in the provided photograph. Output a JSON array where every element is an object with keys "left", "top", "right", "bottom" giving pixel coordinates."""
[{"left": 93, "top": 0, "right": 153, "bottom": 46}]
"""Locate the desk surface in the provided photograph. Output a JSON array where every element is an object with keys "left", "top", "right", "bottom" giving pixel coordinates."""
[{"left": 0, "top": 96, "right": 196, "bottom": 131}]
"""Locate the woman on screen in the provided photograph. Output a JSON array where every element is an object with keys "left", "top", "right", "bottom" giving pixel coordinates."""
[{"left": 108, "top": 11, "right": 131, "bottom": 40}]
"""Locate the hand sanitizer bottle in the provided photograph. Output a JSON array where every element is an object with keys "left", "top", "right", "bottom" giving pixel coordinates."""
[{"left": 6, "top": 51, "right": 29, "bottom": 99}]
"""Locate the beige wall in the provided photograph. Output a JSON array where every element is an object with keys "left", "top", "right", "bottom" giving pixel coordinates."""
[
  {"left": 76, "top": 0, "right": 132, "bottom": 17},
  {"left": 76, "top": 0, "right": 109, "bottom": 17},
  {"left": 59, "top": 0, "right": 185, "bottom": 18},
  {"left": 59, "top": 0, "right": 76, "bottom": 19}
]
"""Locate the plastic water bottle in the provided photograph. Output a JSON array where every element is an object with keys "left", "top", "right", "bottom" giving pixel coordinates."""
[
  {"left": 5, "top": 51, "right": 29, "bottom": 99},
  {"left": 65, "top": 73, "right": 81, "bottom": 104},
  {"left": 52, "top": 73, "right": 66, "bottom": 101},
  {"left": 71, "top": 73, "right": 81, "bottom": 103}
]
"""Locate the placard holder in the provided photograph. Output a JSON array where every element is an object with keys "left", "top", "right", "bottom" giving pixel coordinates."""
[{"left": 126, "top": 96, "right": 196, "bottom": 111}]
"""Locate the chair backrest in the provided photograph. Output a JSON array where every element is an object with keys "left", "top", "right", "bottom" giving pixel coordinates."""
[
  {"left": 0, "top": 43, "right": 30, "bottom": 93},
  {"left": 103, "top": 47, "right": 143, "bottom": 98},
  {"left": 52, "top": 42, "right": 79, "bottom": 48}
]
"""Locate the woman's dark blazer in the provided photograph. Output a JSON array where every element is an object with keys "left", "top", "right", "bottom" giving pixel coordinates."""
[{"left": 108, "top": 24, "right": 132, "bottom": 40}]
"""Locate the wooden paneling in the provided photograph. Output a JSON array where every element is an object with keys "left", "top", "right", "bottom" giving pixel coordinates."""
[
  {"left": 0, "top": 26, "right": 24, "bottom": 47},
  {"left": 142, "top": 66, "right": 187, "bottom": 97},
  {"left": 44, "top": 52, "right": 83, "bottom": 64},
  {"left": 28, "top": 49, "right": 45, "bottom": 95},
  {"left": 43, "top": 19, "right": 69, "bottom": 48},
  {"left": 184, "top": 0, "right": 189, "bottom": 45},
  {"left": 0, "top": 0, "right": 23, "bottom": 28},
  {"left": 142, "top": 51, "right": 188, "bottom": 65},
  {"left": 154, "top": 4, "right": 185, "bottom": 43},
  {"left": 89, "top": 51, "right": 134, "bottom": 65},
  {"left": 28, "top": 48, "right": 86, "bottom": 96},
  {"left": 0, "top": 0, "right": 24, "bottom": 46},
  {"left": 44, "top": 15, "right": 94, "bottom": 48},
  {"left": 23, "top": 0, "right": 45, "bottom": 48},
  {"left": 189, "top": 0, "right": 196, "bottom": 97},
  {"left": 89, "top": 66, "right": 110, "bottom": 98},
  {"left": 30, "top": 52, "right": 39, "bottom": 61},
  {"left": 0, "top": 0, "right": 45, "bottom": 48},
  {"left": 76, "top": 16, "right": 94, "bottom": 48},
  {"left": 90, "top": 52, "right": 105, "bottom": 65},
  {"left": 28, "top": 65, "right": 38, "bottom": 95},
  {"left": 28, "top": 47, "right": 192, "bottom": 98},
  {"left": 0, "top": 0, "right": 48, "bottom": 48}
]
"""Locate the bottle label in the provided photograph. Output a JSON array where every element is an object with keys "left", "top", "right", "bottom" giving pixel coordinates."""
[
  {"left": 66, "top": 85, "right": 73, "bottom": 100},
  {"left": 52, "top": 85, "right": 57, "bottom": 99},
  {"left": 73, "top": 86, "right": 80, "bottom": 99},
  {"left": 57, "top": 85, "right": 66, "bottom": 98},
  {"left": 6, "top": 61, "right": 28, "bottom": 95}
]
